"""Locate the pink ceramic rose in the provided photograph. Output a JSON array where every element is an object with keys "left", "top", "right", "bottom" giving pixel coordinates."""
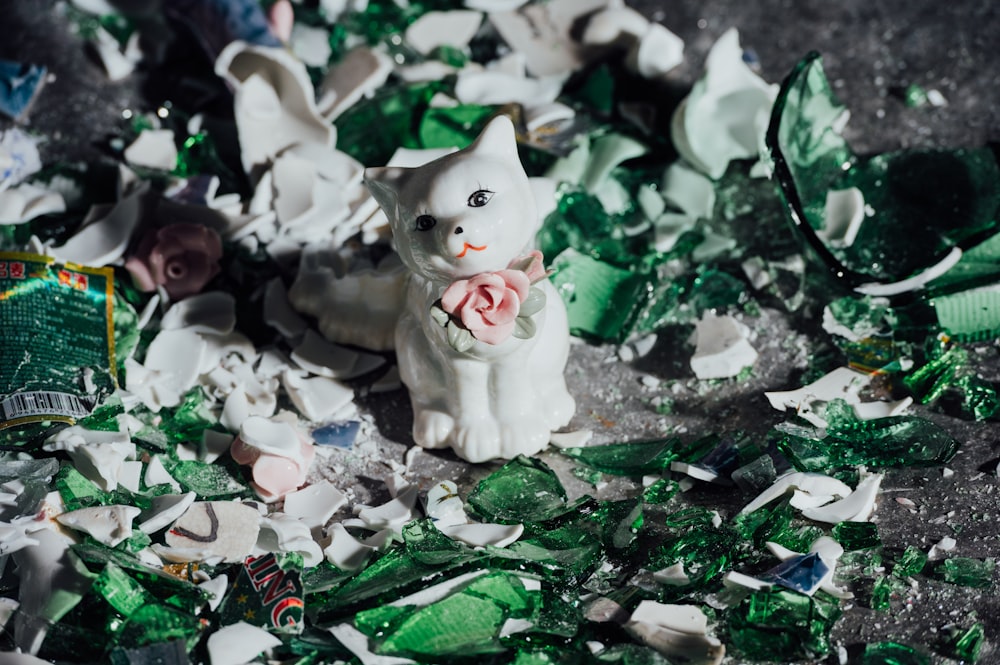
[
  {"left": 230, "top": 432, "right": 316, "bottom": 502},
  {"left": 125, "top": 223, "right": 223, "bottom": 300},
  {"left": 441, "top": 269, "right": 530, "bottom": 345}
]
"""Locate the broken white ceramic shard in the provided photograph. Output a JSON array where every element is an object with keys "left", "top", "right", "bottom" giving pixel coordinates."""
[
  {"left": 425, "top": 480, "right": 468, "bottom": 526},
  {"left": 288, "top": 245, "right": 407, "bottom": 351},
  {"left": 199, "top": 574, "right": 229, "bottom": 612},
  {"left": 581, "top": 132, "right": 649, "bottom": 195},
  {"left": 405, "top": 10, "right": 482, "bottom": 55},
  {"left": 42, "top": 427, "right": 136, "bottom": 492},
  {"left": 652, "top": 562, "right": 691, "bottom": 586},
  {"left": 671, "top": 28, "right": 778, "bottom": 179},
  {"left": 283, "top": 481, "right": 348, "bottom": 528},
  {"left": 290, "top": 23, "right": 332, "bottom": 66},
  {"left": 327, "top": 623, "right": 417, "bottom": 665},
  {"left": 549, "top": 429, "right": 593, "bottom": 448},
  {"left": 489, "top": 0, "right": 609, "bottom": 77},
  {"left": 123, "top": 129, "right": 178, "bottom": 170},
  {"left": 653, "top": 211, "right": 696, "bottom": 252},
  {"left": 356, "top": 485, "right": 419, "bottom": 534},
  {"left": 257, "top": 513, "right": 323, "bottom": 567},
  {"left": 453, "top": 67, "right": 565, "bottom": 108},
  {"left": 117, "top": 460, "right": 143, "bottom": 493},
  {"left": 624, "top": 601, "right": 725, "bottom": 665},
  {"left": 740, "top": 472, "right": 852, "bottom": 515},
  {"left": 215, "top": 42, "right": 334, "bottom": 174},
  {"left": 316, "top": 47, "right": 394, "bottom": 121},
  {"left": 164, "top": 501, "right": 261, "bottom": 563},
  {"left": 628, "top": 22, "right": 684, "bottom": 79},
  {"left": 93, "top": 25, "right": 137, "bottom": 80},
  {"left": 465, "top": 0, "right": 528, "bottom": 11},
  {"left": 324, "top": 523, "right": 380, "bottom": 571},
  {"left": 661, "top": 162, "right": 715, "bottom": 220},
  {"left": 0, "top": 127, "right": 43, "bottom": 186},
  {"left": 800, "top": 473, "right": 883, "bottom": 523},
  {"left": 282, "top": 370, "right": 355, "bottom": 422},
  {"left": 56, "top": 505, "right": 141, "bottom": 547},
  {"left": 764, "top": 367, "right": 912, "bottom": 428},
  {"left": 140, "top": 491, "right": 198, "bottom": 534},
  {"left": 144, "top": 454, "right": 182, "bottom": 492},
  {"left": 0, "top": 182, "right": 66, "bottom": 224},
  {"left": 524, "top": 101, "right": 575, "bottom": 132},
  {"left": 160, "top": 291, "right": 236, "bottom": 335},
  {"left": 263, "top": 277, "right": 309, "bottom": 339},
  {"left": 291, "top": 329, "right": 385, "bottom": 379},
  {"left": 438, "top": 521, "right": 524, "bottom": 548},
  {"left": 129, "top": 328, "right": 209, "bottom": 410},
  {"left": 49, "top": 179, "right": 147, "bottom": 265},
  {"left": 819, "top": 187, "right": 865, "bottom": 248},
  {"left": 206, "top": 621, "right": 282, "bottom": 665},
  {"left": 689, "top": 312, "right": 757, "bottom": 380},
  {"left": 581, "top": 4, "right": 649, "bottom": 45}
]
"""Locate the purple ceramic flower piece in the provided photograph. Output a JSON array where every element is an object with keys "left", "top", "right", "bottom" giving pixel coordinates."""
[{"left": 125, "top": 223, "right": 223, "bottom": 300}]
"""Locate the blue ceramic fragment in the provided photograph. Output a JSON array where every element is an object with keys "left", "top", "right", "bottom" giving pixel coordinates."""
[
  {"left": 0, "top": 60, "right": 47, "bottom": 122},
  {"left": 759, "top": 552, "right": 830, "bottom": 595},
  {"left": 311, "top": 421, "right": 361, "bottom": 448}
]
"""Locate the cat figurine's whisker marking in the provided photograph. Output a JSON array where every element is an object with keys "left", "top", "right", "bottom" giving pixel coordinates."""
[{"left": 364, "top": 115, "right": 575, "bottom": 462}]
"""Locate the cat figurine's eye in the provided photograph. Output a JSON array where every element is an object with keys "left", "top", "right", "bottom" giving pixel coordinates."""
[
  {"left": 467, "top": 189, "right": 493, "bottom": 208},
  {"left": 415, "top": 214, "right": 437, "bottom": 231}
]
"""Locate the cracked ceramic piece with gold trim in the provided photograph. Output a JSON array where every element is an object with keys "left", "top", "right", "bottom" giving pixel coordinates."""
[{"left": 364, "top": 115, "right": 575, "bottom": 462}]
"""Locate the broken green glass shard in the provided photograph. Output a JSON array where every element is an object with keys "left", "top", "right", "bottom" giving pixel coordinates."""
[
  {"left": 642, "top": 478, "right": 680, "bottom": 505},
  {"left": 169, "top": 459, "right": 247, "bottom": 498},
  {"left": 938, "top": 557, "right": 995, "bottom": 588},
  {"left": 500, "top": 518, "right": 604, "bottom": 577},
  {"left": 647, "top": 523, "right": 737, "bottom": 587},
  {"left": 766, "top": 51, "right": 1000, "bottom": 292},
  {"left": 370, "top": 572, "right": 533, "bottom": 658},
  {"left": 727, "top": 587, "right": 841, "bottom": 661},
  {"left": 904, "top": 345, "right": 968, "bottom": 404},
  {"left": 334, "top": 81, "right": 442, "bottom": 166},
  {"left": 548, "top": 249, "right": 649, "bottom": 343},
  {"left": 870, "top": 575, "right": 907, "bottom": 612},
  {"left": 93, "top": 562, "right": 156, "bottom": 618},
  {"left": 832, "top": 521, "right": 881, "bottom": 551},
  {"left": 894, "top": 546, "right": 928, "bottom": 578},
  {"left": 560, "top": 437, "right": 683, "bottom": 476},
  {"left": 419, "top": 104, "right": 495, "bottom": 149},
  {"left": 775, "top": 414, "right": 959, "bottom": 472},
  {"left": 113, "top": 603, "right": 204, "bottom": 652},
  {"left": 56, "top": 464, "right": 109, "bottom": 511},
  {"left": 731, "top": 455, "right": 778, "bottom": 492},
  {"left": 861, "top": 641, "right": 931, "bottom": 665},
  {"left": 467, "top": 455, "right": 569, "bottom": 523},
  {"left": 942, "top": 623, "right": 985, "bottom": 663},
  {"left": 403, "top": 518, "right": 466, "bottom": 565}
]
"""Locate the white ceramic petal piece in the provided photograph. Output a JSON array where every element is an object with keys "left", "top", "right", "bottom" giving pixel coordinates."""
[
  {"left": 257, "top": 513, "right": 324, "bottom": 567},
  {"left": 317, "top": 47, "right": 394, "bottom": 121},
  {"left": 159, "top": 291, "right": 236, "bottom": 335},
  {"left": 139, "top": 491, "right": 197, "bottom": 535},
  {"left": 437, "top": 521, "right": 524, "bottom": 548},
  {"left": 123, "top": 129, "right": 178, "bottom": 170},
  {"left": 405, "top": 10, "right": 483, "bottom": 55},
  {"left": 281, "top": 370, "right": 355, "bottom": 422},
  {"left": 283, "top": 481, "right": 349, "bottom": 528},
  {"left": 356, "top": 485, "right": 419, "bottom": 534},
  {"left": 740, "top": 472, "right": 852, "bottom": 515},
  {"left": 800, "top": 473, "right": 883, "bottom": 523}
]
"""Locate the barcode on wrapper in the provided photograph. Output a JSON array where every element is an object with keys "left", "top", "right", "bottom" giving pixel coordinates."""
[{"left": 1, "top": 391, "right": 91, "bottom": 421}]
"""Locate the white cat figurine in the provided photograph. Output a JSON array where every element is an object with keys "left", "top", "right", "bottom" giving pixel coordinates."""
[{"left": 364, "top": 115, "right": 575, "bottom": 463}]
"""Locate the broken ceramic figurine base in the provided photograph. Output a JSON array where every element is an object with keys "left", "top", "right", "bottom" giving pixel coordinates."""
[{"left": 364, "top": 115, "right": 575, "bottom": 462}]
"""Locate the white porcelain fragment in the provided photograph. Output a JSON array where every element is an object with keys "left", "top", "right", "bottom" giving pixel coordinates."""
[
  {"left": 206, "top": 621, "right": 282, "bottom": 665},
  {"left": 264, "top": 277, "right": 309, "bottom": 339},
  {"left": 800, "top": 473, "right": 883, "bottom": 523},
  {"left": 291, "top": 329, "right": 385, "bottom": 379},
  {"left": 652, "top": 562, "right": 691, "bottom": 586},
  {"left": 257, "top": 513, "right": 324, "bottom": 567},
  {"left": 316, "top": 47, "right": 394, "bottom": 121},
  {"left": 549, "top": 429, "right": 594, "bottom": 448},
  {"left": 144, "top": 454, "right": 182, "bottom": 492},
  {"left": 405, "top": 10, "right": 482, "bottom": 55},
  {"left": 283, "top": 481, "right": 348, "bottom": 528},
  {"left": 356, "top": 485, "right": 419, "bottom": 534},
  {"left": 661, "top": 162, "right": 715, "bottom": 220},
  {"left": 123, "top": 129, "right": 178, "bottom": 170},
  {"left": 689, "top": 312, "right": 757, "bottom": 380},
  {"left": 42, "top": 427, "right": 136, "bottom": 492},
  {"left": 437, "top": 521, "right": 524, "bottom": 548},
  {"left": 160, "top": 291, "right": 236, "bottom": 334},
  {"left": 324, "top": 523, "right": 381, "bottom": 571},
  {"left": 282, "top": 370, "right": 355, "bottom": 422},
  {"left": 198, "top": 574, "right": 229, "bottom": 612},
  {"left": 0, "top": 183, "right": 66, "bottom": 225},
  {"left": 215, "top": 42, "right": 334, "bottom": 174},
  {"left": 128, "top": 328, "right": 208, "bottom": 410},
  {"left": 327, "top": 623, "right": 417, "bottom": 665},
  {"left": 56, "top": 505, "right": 140, "bottom": 547},
  {"left": 164, "top": 501, "right": 261, "bottom": 563},
  {"left": 629, "top": 22, "right": 684, "bottom": 79},
  {"left": 489, "top": 0, "right": 610, "bottom": 77},
  {"left": 740, "top": 472, "right": 852, "bottom": 515},
  {"left": 290, "top": 23, "right": 332, "bottom": 67},
  {"left": 624, "top": 601, "right": 724, "bottom": 665},
  {"left": 765, "top": 366, "right": 912, "bottom": 428},
  {"left": 465, "top": 0, "right": 528, "bottom": 11},
  {"left": 453, "top": 68, "right": 565, "bottom": 108},
  {"left": 139, "top": 491, "right": 197, "bottom": 534},
  {"left": 425, "top": 480, "right": 468, "bottom": 526},
  {"left": 671, "top": 28, "right": 778, "bottom": 179},
  {"left": 820, "top": 187, "right": 865, "bottom": 248}
]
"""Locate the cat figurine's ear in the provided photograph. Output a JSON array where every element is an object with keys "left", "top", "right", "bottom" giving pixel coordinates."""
[
  {"left": 467, "top": 114, "right": 519, "bottom": 160},
  {"left": 363, "top": 166, "right": 410, "bottom": 223}
]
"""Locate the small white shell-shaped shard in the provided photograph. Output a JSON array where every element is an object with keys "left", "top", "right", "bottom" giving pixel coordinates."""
[
  {"left": 56, "top": 505, "right": 140, "bottom": 547},
  {"left": 206, "top": 621, "right": 282, "bottom": 665}
]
